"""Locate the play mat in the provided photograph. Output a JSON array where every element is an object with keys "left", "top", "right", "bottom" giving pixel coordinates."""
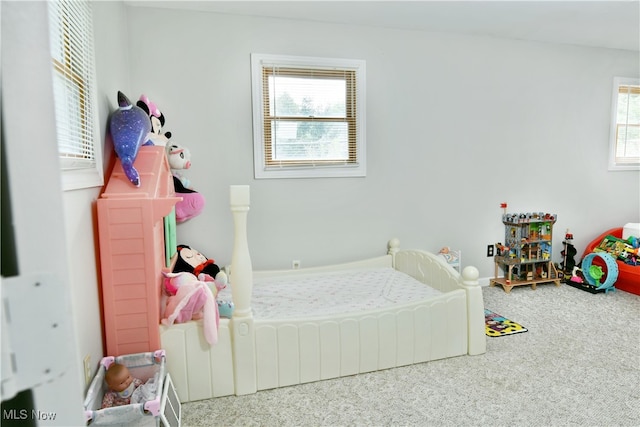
[{"left": 485, "top": 309, "right": 528, "bottom": 337}]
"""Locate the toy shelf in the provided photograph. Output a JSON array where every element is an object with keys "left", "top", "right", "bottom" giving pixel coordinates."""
[
  {"left": 491, "top": 257, "right": 561, "bottom": 293},
  {"left": 490, "top": 212, "right": 561, "bottom": 293},
  {"left": 97, "top": 146, "right": 181, "bottom": 356}
]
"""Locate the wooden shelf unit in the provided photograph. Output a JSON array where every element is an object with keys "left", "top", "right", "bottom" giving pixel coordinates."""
[{"left": 490, "top": 213, "right": 561, "bottom": 293}]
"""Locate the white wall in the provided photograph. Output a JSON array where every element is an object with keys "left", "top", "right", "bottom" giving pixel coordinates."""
[{"left": 123, "top": 5, "right": 639, "bottom": 278}]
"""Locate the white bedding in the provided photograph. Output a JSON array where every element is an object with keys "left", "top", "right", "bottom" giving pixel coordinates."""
[{"left": 217, "top": 267, "right": 442, "bottom": 320}]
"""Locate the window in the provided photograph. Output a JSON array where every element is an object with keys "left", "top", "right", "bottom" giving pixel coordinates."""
[
  {"left": 48, "top": 0, "right": 103, "bottom": 190},
  {"left": 251, "top": 54, "right": 366, "bottom": 179},
  {"left": 608, "top": 77, "right": 640, "bottom": 171}
]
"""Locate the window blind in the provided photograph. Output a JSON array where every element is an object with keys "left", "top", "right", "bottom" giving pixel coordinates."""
[
  {"left": 615, "top": 84, "right": 640, "bottom": 164},
  {"left": 48, "top": 0, "right": 98, "bottom": 171},
  {"left": 261, "top": 66, "right": 358, "bottom": 168}
]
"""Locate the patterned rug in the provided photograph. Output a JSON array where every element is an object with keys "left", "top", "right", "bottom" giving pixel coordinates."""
[{"left": 485, "top": 309, "right": 528, "bottom": 337}]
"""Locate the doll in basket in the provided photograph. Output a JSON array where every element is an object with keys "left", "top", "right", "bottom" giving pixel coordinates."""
[{"left": 101, "top": 363, "right": 143, "bottom": 408}]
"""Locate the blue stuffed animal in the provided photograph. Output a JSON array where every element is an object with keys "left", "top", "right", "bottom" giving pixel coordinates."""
[{"left": 109, "top": 91, "right": 150, "bottom": 187}]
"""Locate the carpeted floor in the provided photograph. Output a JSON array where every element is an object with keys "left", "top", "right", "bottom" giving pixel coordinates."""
[{"left": 181, "top": 283, "right": 640, "bottom": 427}]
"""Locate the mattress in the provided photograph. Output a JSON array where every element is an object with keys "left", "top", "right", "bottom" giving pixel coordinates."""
[{"left": 218, "top": 267, "right": 442, "bottom": 320}]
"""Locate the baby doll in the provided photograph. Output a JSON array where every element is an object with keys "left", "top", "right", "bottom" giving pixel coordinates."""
[{"left": 101, "top": 363, "right": 143, "bottom": 408}]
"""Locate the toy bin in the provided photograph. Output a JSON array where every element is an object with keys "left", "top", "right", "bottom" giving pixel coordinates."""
[
  {"left": 83, "top": 350, "right": 181, "bottom": 427},
  {"left": 584, "top": 227, "right": 640, "bottom": 296}
]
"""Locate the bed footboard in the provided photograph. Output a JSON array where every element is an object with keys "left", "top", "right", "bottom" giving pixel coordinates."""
[{"left": 394, "top": 248, "right": 486, "bottom": 356}]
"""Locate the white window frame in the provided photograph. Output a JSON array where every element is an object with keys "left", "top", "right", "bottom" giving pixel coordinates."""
[
  {"left": 251, "top": 54, "right": 366, "bottom": 179},
  {"left": 608, "top": 76, "right": 640, "bottom": 171},
  {"left": 48, "top": 0, "right": 104, "bottom": 190}
]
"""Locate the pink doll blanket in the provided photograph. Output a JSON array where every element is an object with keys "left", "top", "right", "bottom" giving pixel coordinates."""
[{"left": 162, "top": 272, "right": 219, "bottom": 344}]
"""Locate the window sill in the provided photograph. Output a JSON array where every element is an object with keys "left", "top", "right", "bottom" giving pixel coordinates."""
[{"left": 61, "top": 168, "right": 104, "bottom": 191}]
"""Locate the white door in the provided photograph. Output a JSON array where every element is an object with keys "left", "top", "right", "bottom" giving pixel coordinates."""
[{"left": 1, "top": 2, "right": 85, "bottom": 425}]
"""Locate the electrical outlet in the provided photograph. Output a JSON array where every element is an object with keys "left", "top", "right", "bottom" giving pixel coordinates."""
[
  {"left": 292, "top": 260, "right": 301, "bottom": 269},
  {"left": 83, "top": 355, "right": 92, "bottom": 385},
  {"left": 487, "top": 244, "right": 494, "bottom": 257}
]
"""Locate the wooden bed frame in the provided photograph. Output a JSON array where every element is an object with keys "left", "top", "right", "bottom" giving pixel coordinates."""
[{"left": 160, "top": 186, "right": 486, "bottom": 403}]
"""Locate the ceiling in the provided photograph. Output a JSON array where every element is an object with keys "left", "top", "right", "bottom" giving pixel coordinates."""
[{"left": 125, "top": 1, "right": 640, "bottom": 52}]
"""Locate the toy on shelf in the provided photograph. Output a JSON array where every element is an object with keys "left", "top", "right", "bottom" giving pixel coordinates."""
[
  {"left": 109, "top": 91, "right": 151, "bottom": 187},
  {"left": 137, "top": 94, "right": 172, "bottom": 147},
  {"left": 166, "top": 143, "right": 206, "bottom": 222},
  {"left": 162, "top": 271, "right": 221, "bottom": 345},
  {"left": 490, "top": 211, "right": 561, "bottom": 293},
  {"left": 172, "top": 244, "right": 224, "bottom": 282}
]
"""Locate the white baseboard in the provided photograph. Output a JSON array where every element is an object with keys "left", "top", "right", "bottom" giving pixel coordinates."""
[{"left": 479, "top": 276, "right": 496, "bottom": 287}]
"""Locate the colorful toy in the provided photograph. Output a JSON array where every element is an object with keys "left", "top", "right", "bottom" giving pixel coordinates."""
[
  {"left": 166, "top": 144, "right": 192, "bottom": 188},
  {"left": 102, "top": 363, "right": 143, "bottom": 408},
  {"left": 161, "top": 271, "right": 219, "bottom": 344},
  {"left": 582, "top": 226, "right": 640, "bottom": 295},
  {"left": 166, "top": 144, "right": 206, "bottom": 222},
  {"left": 491, "top": 211, "right": 560, "bottom": 293},
  {"left": 109, "top": 91, "right": 151, "bottom": 187},
  {"left": 581, "top": 252, "right": 619, "bottom": 293},
  {"left": 559, "top": 229, "right": 577, "bottom": 275},
  {"left": 136, "top": 94, "right": 172, "bottom": 147},
  {"left": 217, "top": 300, "right": 234, "bottom": 319},
  {"left": 172, "top": 244, "right": 223, "bottom": 281}
]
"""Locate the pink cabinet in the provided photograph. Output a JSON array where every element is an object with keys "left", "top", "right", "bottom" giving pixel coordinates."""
[{"left": 97, "top": 146, "right": 180, "bottom": 356}]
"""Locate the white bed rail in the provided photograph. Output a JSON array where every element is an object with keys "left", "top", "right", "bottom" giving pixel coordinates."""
[
  {"left": 395, "top": 249, "right": 485, "bottom": 356},
  {"left": 163, "top": 186, "right": 486, "bottom": 401}
]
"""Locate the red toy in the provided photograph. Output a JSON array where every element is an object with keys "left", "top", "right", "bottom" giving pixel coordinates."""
[{"left": 583, "top": 228, "right": 640, "bottom": 295}]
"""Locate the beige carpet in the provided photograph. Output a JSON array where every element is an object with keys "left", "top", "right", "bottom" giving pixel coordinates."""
[{"left": 181, "top": 283, "right": 640, "bottom": 426}]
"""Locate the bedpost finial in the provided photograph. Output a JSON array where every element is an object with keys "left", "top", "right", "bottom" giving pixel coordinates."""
[
  {"left": 462, "top": 266, "right": 479, "bottom": 285},
  {"left": 388, "top": 238, "right": 400, "bottom": 254}
]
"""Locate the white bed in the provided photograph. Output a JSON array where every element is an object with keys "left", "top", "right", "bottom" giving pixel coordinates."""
[{"left": 160, "top": 186, "right": 486, "bottom": 403}]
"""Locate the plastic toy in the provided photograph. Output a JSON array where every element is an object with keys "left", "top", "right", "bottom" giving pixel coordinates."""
[
  {"left": 560, "top": 230, "right": 577, "bottom": 274},
  {"left": 581, "top": 252, "right": 619, "bottom": 293},
  {"left": 109, "top": 91, "right": 151, "bottom": 187},
  {"left": 491, "top": 211, "right": 560, "bottom": 292},
  {"left": 584, "top": 227, "right": 640, "bottom": 295},
  {"left": 84, "top": 350, "right": 180, "bottom": 426},
  {"left": 102, "top": 363, "right": 143, "bottom": 408}
]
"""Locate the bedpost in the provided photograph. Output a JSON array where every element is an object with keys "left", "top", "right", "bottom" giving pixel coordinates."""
[
  {"left": 388, "top": 238, "right": 400, "bottom": 268},
  {"left": 229, "top": 185, "right": 257, "bottom": 395},
  {"left": 229, "top": 185, "right": 252, "bottom": 317},
  {"left": 460, "top": 266, "right": 486, "bottom": 356}
]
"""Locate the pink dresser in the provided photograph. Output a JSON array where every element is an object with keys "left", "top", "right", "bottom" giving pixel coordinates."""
[{"left": 97, "top": 146, "right": 180, "bottom": 356}]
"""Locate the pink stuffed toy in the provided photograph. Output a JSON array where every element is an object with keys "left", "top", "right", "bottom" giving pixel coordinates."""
[
  {"left": 166, "top": 144, "right": 206, "bottom": 222},
  {"left": 161, "top": 271, "right": 222, "bottom": 344}
]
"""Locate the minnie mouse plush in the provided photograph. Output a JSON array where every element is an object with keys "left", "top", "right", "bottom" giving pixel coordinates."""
[
  {"left": 136, "top": 94, "right": 171, "bottom": 147},
  {"left": 173, "top": 244, "right": 222, "bottom": 280}
]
